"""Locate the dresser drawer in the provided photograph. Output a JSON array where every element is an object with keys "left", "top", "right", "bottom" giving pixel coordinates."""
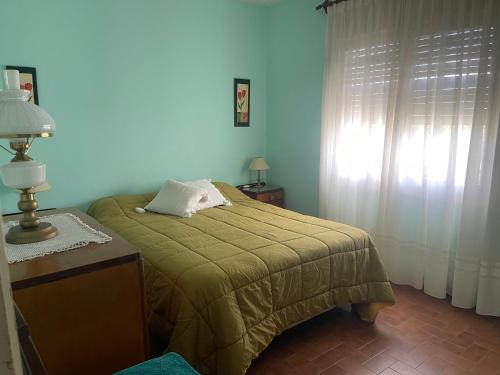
[
  {"left": 13, "top": 258, "right": 148, "bottom": 375},
  {"left": 255, "top": 190, "right": 283, "bottom": 203},
  {"left": 238, "top": 186, "right": 284, "bottom": 208},
  {"left": 8, "top": 208, "right": 149, "bottom": 375},
  {"left": 269, "top": 199, "right": 284, "bottom": 208}
]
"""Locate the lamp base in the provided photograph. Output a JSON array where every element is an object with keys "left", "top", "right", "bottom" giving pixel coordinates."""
[{"left": 6, "top": 221, "right": 58, "bottom": 245}]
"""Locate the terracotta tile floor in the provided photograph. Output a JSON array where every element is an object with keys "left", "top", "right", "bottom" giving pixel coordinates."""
[{"left": 246, "top": 285, "right": 500, "bottom": 375}]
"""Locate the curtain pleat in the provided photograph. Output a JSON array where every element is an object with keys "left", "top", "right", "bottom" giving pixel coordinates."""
[{"left": 320, "top": 0, "right": 500, "bottom": 315}]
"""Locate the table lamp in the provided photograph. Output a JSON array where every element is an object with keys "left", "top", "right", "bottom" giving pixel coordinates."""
[
  {"left": 0, "top": 69, "right": 58, "bottom": 244},
  {"left": 248, "top": 157, "right": 270, "bottom": 188}
]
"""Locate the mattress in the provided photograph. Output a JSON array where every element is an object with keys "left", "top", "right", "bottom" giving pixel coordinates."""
[{"left": 88, "top": 182, "right": 395, "bottom": 375}]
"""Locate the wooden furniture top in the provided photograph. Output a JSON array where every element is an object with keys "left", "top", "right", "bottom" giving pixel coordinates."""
[
  {"left": 238, "top": 185, "right": 282, "bottom": 194},
  {"left": 6, "top": 208, "right": 140, "bottom": 291}
]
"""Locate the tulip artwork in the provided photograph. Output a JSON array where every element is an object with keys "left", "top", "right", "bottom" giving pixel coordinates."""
[
  {"left": 20, "top": 82, "right": 33, "bottom": 102},
  {"left": 234, "top": 78, "right": 250, "bottom": 127},
  {"left": 6, "top": 66, "right": 39, "bottom": 105}
]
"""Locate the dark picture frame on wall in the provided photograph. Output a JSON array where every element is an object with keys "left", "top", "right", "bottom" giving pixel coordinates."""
[
  {"left": 234, "top": 78, "right": 250, "bottom": 127},
  {"left": 6, "top": 66, "right": 39, "bottom": 105}
]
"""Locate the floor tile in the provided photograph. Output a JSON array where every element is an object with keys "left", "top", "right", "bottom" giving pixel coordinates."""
[
  {"left": 362, "top": 353, "right": 396, "bottom": 374},
  {"left": 248, "top": 285, "right": 500, "bottom": 375}
]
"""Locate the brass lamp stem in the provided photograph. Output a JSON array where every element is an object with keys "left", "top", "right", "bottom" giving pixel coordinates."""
[
  {"left": 5, "top": 189, "right": 58, "bottom": 245},
  {"left": 3, "top": 138, "right": 58, "bottom": 244},
  {"left": 18, "top": 189, "right": 41, "bottom": 229}
]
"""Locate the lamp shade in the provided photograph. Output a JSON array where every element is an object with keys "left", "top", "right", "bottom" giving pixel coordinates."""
[
  {"left": 248, "top": 157, "right": 270, "bottom": 171},
  {"left": 0, "top": 70, "right": 55, "bottom": 138}
]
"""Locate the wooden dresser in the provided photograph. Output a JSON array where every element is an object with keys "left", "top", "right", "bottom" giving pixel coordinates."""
[
  {"left": 7, "top": 208, "right": 149, "bottom": 375},
  {"left": 238, "top": 185, "right": 284, "bottom": 208}
]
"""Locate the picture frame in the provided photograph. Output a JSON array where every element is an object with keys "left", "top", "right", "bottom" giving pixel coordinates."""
[
  {"left": 234, "top": 78, "right": 250, "bottom": 127},
  {"left": 6, "top": 66, "right": 38, "bottom": 105}
]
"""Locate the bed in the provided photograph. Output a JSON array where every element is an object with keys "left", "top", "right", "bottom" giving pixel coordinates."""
[{"left": 88, "top": 182, "right": 395, "bottom": 375}]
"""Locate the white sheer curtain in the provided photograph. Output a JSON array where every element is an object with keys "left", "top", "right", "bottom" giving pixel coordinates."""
[{"left": 320, "top": 0, "right": 500, "bottom": 315}]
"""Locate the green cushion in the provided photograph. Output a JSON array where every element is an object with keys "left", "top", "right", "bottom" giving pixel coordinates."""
[{"left": 115, "top": 352, "right": 200, "bottom": 375}]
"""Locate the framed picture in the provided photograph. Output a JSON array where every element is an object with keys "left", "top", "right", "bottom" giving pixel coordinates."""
[
  {"left": 6, "top": 66, "right": 38, "bottom": 105},
  {"left": 234, "top": 78, "right": 250, "bottom": 127}
]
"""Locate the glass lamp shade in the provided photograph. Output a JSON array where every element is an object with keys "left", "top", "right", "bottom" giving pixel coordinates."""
[
  {"left": 248, "top": 157, "right": 270, "bottom": 171},
  {"left": 0, "top": 70, "right": 55, "bottom": 138},
  {"left": 0, "top": 161, "right": 46, "bottom": 189}
]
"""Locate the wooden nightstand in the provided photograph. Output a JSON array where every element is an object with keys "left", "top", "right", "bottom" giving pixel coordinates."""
[
  {"left": 239, "top": 185, "right": 284, "bottom": 208},
  {"left": 7, "top": 208, "right": 149, "bottom": 375}
]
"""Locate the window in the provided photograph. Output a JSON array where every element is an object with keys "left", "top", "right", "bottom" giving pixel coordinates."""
[
  {"left": 337, "top": 42, "right": 399, "bottom": 180},
  {"left": 400, "top": 27, "right": 495, "bottom": 186},
  {"left": 336, "top": 27, "right": 495, "bottom": 187}
]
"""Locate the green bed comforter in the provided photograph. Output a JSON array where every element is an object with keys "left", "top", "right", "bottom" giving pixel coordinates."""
[{"left": 88, "top": 183, "right": 395, "bottom": 375}]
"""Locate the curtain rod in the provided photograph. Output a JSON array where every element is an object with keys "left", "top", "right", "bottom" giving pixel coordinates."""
[{"left": 315, "top": 0, "right": 349, "bottom": 13}]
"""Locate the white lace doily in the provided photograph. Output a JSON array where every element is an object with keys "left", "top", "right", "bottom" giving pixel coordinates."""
[{"left": 5, "top": 213, "right": 112, "bottom": 264}]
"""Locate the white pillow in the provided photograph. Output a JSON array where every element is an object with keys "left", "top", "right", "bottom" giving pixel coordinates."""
[
  {"left": 145, "top": 180, "right": 208, "bottom": 218},
  {"left": 185, "top": 179, "right": 232, "bottom": 211}
]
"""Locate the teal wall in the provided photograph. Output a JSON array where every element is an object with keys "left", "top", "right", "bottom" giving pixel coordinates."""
[
  {"left": 266, "top": 0, "right": 325, "bottom": 216},
  {"left": 0, "top": 0, "right": 326, "bottom": 216},
  {"left": 0, "top": 0, "right": 268, "bottom": 213}
]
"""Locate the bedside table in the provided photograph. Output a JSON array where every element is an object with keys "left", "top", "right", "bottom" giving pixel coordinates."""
[
  {"left": 7, "top": 208, "right": 149, "bottom": 375},
  {"left": 239, "top": 185, "right": 284, "bottom": 208}
]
